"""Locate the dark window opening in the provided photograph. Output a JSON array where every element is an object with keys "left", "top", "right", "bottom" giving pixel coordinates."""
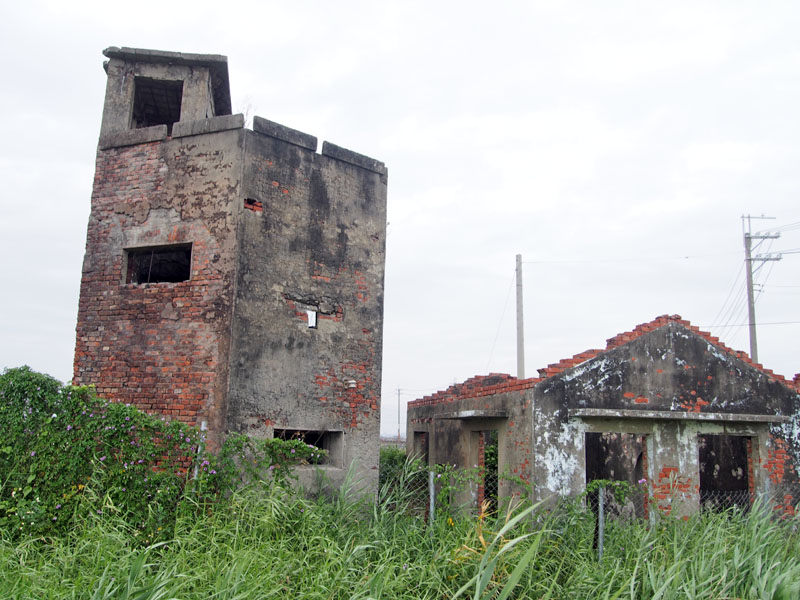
[
  {"left": 274, "top": 428, "right": 343, "bottom": 467},
  {"left": 125, "top": 244, "right": 191, "bottom": 284},
  {"left": 699, "top": 434, "right": 751, "bottom": 512},
  {"left": 132, "top": 77, "right": 183, "bottom": 135}
]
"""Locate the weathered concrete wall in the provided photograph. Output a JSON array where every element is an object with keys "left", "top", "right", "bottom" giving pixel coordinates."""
[
  {"left": 75, "top": 49, "right": 388, "bottom": 487},
  {"left": 533, "top": 321, "right": 799, "bottom": 513},
  {"left": 407, "top": 375, "right": 535, "bottom": 508},
  {"left": 225, "top": 119, "right": 387, "bottom": 490},
  {"left": 99, "top": 47, "right": 230, "bottom": 138},
  {"left": 74, "top": 125, "right": 244, "bottom": 446},
  {"left": 411, "top": 318, "right": 799, "bottom": 514}
]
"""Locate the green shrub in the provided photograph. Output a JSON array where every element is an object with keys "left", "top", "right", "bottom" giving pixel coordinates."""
[
  {"left": 0, "top": 366, "right": 202, "bottom": 542},
  {"left": 0, "top": 366, "right": 327, "bottom": 543}
]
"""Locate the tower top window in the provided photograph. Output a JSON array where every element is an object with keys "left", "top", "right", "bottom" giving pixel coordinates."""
[{"left": 131, "top": 77, "right": 183, "bottom": 134}]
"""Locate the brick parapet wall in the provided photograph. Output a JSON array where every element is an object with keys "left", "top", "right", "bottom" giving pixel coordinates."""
[{"left": 408, "top": 374, "right": 539, "bottom": 408}]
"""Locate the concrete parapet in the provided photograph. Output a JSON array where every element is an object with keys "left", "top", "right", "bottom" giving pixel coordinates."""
[
  {"left": 253, "top": 116, "right": 317, "bottom": 151},
  {"left": 173, "top": 114, "right": 245, "bottom": 138},
  {"left": 99, "top": 125, "right": 167, "bottom": 150},
  {"left": 321, "top": 141, "right": 387, "bottom": 175}
]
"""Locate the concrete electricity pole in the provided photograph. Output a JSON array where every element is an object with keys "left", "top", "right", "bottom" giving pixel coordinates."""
[
  {"left": 516, "top": 254, "right": 525, "bottom": 379},
  {"left": 397, "top": 387, "right": 402, "bottom": 443},
  {"left": 742, "top": 215, "right": 781, "bottom": 364}
]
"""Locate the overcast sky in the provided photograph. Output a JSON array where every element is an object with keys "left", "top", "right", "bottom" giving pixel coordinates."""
[{"left": 1, "top": 1, "right": 798, "bottom": 437}]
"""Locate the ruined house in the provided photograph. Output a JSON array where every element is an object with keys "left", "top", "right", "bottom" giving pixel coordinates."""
[
  {"left": 407, "top": 315, "right": 800, "bottom": 514},
  {"left": 73, "top": 47, "right": 387, "bottom": 490}
]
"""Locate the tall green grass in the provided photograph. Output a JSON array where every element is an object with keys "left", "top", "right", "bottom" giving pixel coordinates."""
[{"left": 2, "top": 473, "right": 799, "bottom": 599}]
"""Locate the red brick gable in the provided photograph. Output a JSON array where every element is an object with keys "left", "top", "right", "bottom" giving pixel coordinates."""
[
  {"left": 537, "top": 314, "right": 794, "bottom": 390},
  {"left": 410, "top": 314, "right": 797, "bottom": 408}
]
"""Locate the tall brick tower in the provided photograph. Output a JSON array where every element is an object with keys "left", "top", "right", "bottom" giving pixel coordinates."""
[{"left": 74, "top": 47, "right": 387, "bottom": 490}]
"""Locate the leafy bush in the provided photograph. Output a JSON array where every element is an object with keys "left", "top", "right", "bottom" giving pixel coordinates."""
[
  {"left": 0, "top": 366, "right": 327, "bottom": 543},
  {"left": 0, "top": 366, "right": 202, "bottom": 541}
]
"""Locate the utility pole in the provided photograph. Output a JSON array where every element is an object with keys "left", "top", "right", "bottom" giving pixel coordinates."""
[
  {"left": 516, "top": 254, "right": 525, "bottom": 379},
  {"left": 397, "top": 387, "right": 402, "bottom": 444},
  {"left": 742, "top": 215, "right": 781, "bottom": 364}
]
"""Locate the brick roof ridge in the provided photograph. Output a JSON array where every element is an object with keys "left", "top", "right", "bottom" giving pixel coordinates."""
[
  {"left": 408, "top": 372, "right": 540, "bottom": 407},
  {"left": 534, "top": 314, "right": 795, "bottom": 391},
  {"left": 411, "top": 315, "right": 798, "bottom": 408}
]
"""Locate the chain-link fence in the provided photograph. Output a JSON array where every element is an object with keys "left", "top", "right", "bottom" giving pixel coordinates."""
[{"left": 379, "top": 451, "right": 800, "bottom": 537}]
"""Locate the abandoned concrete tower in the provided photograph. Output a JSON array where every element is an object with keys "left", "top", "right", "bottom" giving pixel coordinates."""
[{"left": 73, "top": 47, "right": 387, "bottom": 489}]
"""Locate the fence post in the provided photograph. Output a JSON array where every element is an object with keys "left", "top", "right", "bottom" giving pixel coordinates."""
[
  {"left": 598, "top": 484, "right": 605, "bottom": 561},
  {"left": 429, "top": 470, "right": 436, "bottom": 524},
  {"left": 192, "top": 420, "right": 208, "bottom": 480}
]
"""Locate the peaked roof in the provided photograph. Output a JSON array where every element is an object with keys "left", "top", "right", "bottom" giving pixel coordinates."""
[{"left": 410, "top": 314, "right": 798, "bottom": 407}]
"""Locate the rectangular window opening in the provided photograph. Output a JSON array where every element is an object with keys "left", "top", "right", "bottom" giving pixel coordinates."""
[
  {"left": 698, "top": 434, "right": 751, "bottom": 512},
  {"left": 125, "top": 244, "right": 192, "bottom": 284},
  {"left": 132, "top": 77, "right": 183, "bottom": 135},
  {"left": 306, "top": 310, "right": 318, "bottom": 328},
  {"left": 274, "top": 428, "right": 343, "bottom": 467}
]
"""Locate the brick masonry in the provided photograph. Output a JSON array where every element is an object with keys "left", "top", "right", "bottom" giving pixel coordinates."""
[
  {"left": 73, "top": 48, "right": 387, "bottom": 492},
  {"left": 409, "top": 315, "right": 800, "bottom": 512}
]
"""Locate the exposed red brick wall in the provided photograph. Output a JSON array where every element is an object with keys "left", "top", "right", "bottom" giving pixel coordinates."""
[
  {"left": 652, "top": 466, "right": 695, "bottom": 516},
  {"left": 73, "top": 141, "right": 234, "bottom": 430},
  {"left": 764, "top": 436, "right": 795, "bottom": 485}
]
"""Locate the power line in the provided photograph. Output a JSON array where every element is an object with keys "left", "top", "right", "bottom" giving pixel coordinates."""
[
  {"left": 523, "top": 251, "right": 738, "bottom": 265},
  {"left": 484, "top": 272, "right": 515, "bottom": 373},
  {"left": 700, "top": 320, "right": 800, "bottom": 328}
]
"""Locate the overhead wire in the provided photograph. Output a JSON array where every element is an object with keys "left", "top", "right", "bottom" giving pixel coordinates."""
[{"left": 484, "top": 272, "right": 515, "bottom": 373}]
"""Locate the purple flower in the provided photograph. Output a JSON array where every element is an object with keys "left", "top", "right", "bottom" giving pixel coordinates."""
[
  {"left": 66, "top": 425, "right": 73, "bottom": 431},
  {"left": 55, "top": 504, "right": 61, "bottom": 509},
  {"left": 99, "top": 456, "right": 106, "bottom": 461},
  {"left": 291, "top": 449, "right": 295, "bottom": 454},
  {"left": 210, "top": 470, "right": 216, "bottom": 474},
  {"left": 30, "top": 451, "right": 35, "bottom": 457}
]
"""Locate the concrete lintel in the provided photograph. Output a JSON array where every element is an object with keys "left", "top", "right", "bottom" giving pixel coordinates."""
[
  {"left": 103, "top": 46, "right": 228, "bottom": 67},
  {"left": 99, "top": 125, "right": 167, "bottom": 149},
  {"left": 571, "top": 408, "right": 791, "bottom": 423},
  {"left": 252, "top": 116, "right": 317, "bottom": 151},
  {"left": 173, "top": 114, "right": 244, "bottom": 138},
  {"left": 436, "top": 409, "right": 508, "bottom": 420},
  {"left": 321, "top": 141, "right": 387, "bottom": 175}
]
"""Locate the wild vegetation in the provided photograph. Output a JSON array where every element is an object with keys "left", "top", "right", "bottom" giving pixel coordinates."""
[{"left": 2, "top": 367, "right": 800, "bottom": 599}]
